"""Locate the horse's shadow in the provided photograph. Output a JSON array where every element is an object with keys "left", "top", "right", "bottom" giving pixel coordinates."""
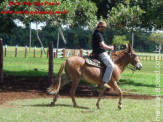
[
  {"left": 119, "top": 79, "right": 155, "bottom": 88},
  {"left": 23, "top": 104, "right": 89, "bottom": 109}
]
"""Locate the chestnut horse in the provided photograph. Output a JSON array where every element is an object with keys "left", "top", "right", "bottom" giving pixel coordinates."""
[{"left": 47, "top": 44, "right": 142, "bottom": 109}]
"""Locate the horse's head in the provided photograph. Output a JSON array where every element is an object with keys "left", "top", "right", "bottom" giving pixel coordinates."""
[
  {"left": 112, "top": 43, "right": 142, "bottom": 70},
  {"left": 125, "top": 43, "right": 142, "bottom": 70}
]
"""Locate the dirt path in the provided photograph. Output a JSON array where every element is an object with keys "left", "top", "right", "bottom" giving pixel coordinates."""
[{"left": 0, "top": 75, "right": 157, "bottom": 105}]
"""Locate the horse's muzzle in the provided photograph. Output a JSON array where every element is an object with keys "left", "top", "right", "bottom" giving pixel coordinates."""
[{"left": 136, "top": 63, "right": 142, "bottom": 70}]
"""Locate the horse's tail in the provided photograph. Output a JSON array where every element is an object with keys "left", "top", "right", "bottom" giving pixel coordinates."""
[{"left": 47, "top": 61, "right": 66, "bottom": 95}]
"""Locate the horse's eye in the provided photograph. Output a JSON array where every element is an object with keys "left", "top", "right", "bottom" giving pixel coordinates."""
[{"left": 131, "top": 54, "right": 137, "bottom": 57}]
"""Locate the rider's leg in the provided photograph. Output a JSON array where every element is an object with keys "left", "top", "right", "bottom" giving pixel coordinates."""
[{"left": 99, "top": 52, "right": 114, "bottom": 88}]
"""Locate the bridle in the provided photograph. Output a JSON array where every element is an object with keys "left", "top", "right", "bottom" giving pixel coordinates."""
[
  {"left": 127, "top": 52, "right": 137, "bottom": 73},
  {"left": 112, "top": 50, "right": 137, "bottom": 73}
]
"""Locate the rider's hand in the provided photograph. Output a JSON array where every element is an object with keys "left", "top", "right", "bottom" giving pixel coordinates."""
[{"left": 109, "top": 45, "right": 114, "bottom": 51}]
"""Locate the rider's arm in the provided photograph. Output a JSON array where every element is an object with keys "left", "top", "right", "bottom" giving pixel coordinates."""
[{"left": 100, "top": 41, "right": 114, "bottom": 50}]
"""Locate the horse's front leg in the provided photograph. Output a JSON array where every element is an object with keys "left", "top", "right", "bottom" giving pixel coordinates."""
[
  {"left": 112, "top": 81, "right": 123, "bottom": 109},
  {"left": 96, "top": 87, "right": 106, "bottom": 109}
]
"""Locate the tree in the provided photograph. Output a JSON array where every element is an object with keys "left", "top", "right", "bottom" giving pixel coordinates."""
[
  {"left": 0, "top": 0, "right": 98, "bottom": 50},
  {"left": 149, "top": 32, "right": 163, "bottom": 52},
  {"left": 112, "top": 35, "right": 129, "bottom": 50},
  {"left": 91, "top": 0, "right": 126, "bottom": 20},
  {"left": 107, "top": 2, "right": 144, "bottom": 48},
  {"left": 137, "top": 0, "right": 163, "bottom": 30},
  {"left": 94, "top": 0, "right": 163, "bottom": 31}
]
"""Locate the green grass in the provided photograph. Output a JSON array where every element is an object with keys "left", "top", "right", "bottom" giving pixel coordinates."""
[
  {"left": 119, "top": 61, "right": 163, "bottom": 95},
  {"left": 4, "top": 57, "right": 64, "bottom": 76},
  {"left": 0, "top": 98, "right": 162, "bottom": 122},
  {"left": 2, "top": 46, "right": 163, "bottom": 96}
]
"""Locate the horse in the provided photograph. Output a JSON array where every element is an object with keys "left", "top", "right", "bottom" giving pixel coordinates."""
[{"left": 47, "top": 43, "right": 142, "bottom": 109}]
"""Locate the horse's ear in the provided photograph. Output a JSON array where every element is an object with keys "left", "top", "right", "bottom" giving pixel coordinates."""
[
  {"left": 127, "top": 43, "right": 132, "bottom": 53},
  {"left": 125, "top": 43, "right": 129, "bottom": 52}
]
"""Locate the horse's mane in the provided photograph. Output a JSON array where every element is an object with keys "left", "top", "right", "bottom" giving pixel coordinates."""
[{"left": 112, "top": 50, "right": 126, "bottom": 62}]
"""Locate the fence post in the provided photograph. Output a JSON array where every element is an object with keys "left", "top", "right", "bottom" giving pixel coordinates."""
[
  {"left": 150, "top": 54, "right": 152, "bottom": 61},
  {"left": 48, "top": 41, "right": 53, "bottom": 84},
  {"left": 25, "top": 46, "right": 27, "bottom": 58},
  {"left": 54, "top": 49, "right": 57, "bottom": 58},
  {"left": 142, "top": 53, "right": 144, "bottom": 61},
  {"left": 0, "top": 38, "right": 3, "bottom": 83},
  {"left": 5, "top": 45, "right": 7, "bottom": 57},
  {"left": 74, "top": 49, "right": 76, "bottom": 56},
  {"left": 47, "top": 47, "right": 49, "bottom": 58},
  {"left": 80, "top": 49, "right": 83, "bottom": 57},
  {"left": 53, "top": 49, "right": 56, "bottom": 58},
  {"left": 15, "top": 45, "right": 18, "bottom": 57},
  {"left": 87, "top": 50, "right": 90, "bottom": 56},
  {"left": 62, "top": 48, "right": 65, "bottom": 58},
  {"left": 34, "top": 46, "right": 36, "bottom": 58},
  {"left": 40, "top": 47, "right": 43, "bottom": 58},
  {"left": 146, "top": 54, "right": 147, "bottom": 61},
  {"left": 138, "top": 53, "right": 140, "bottom": 60}
]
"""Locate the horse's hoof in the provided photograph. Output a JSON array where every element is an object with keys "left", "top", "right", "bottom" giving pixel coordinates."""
[
  {"left": 50, "top": 102, "right": 55, "bottom": 106},
  {"left": 118, "top": 105, "right": 122, "bottom": 110},
  {"left": 96, "top": 105, "right": 100, "bottom": 109},
  {"left": 97, "top": 106, "right": 100, "bottom": 109}
]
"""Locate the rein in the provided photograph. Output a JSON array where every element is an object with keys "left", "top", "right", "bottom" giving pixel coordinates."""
[
  {"left": 112, "top": 51, "right": 136, "bottom": 74},
  {"left": 127, "top": 64, "right": 136, "bottom": 74}
]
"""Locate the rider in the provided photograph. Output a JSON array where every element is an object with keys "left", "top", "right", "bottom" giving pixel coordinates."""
[{"left": 91, "top": 21, "right": 114, "bottom": 89}]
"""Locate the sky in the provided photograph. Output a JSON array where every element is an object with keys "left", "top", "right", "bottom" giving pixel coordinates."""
[{"left": 14, "top": 19, "right": 46, "bottom": 30}]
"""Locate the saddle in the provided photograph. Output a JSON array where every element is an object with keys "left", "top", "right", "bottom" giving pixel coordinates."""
[{"left": 83, "top": 54, "right": 106, "bottom": 68}]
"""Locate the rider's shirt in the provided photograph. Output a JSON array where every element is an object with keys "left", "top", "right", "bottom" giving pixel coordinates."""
[{"left": 92, "top": 29, "right": 105, "bottom": 55}]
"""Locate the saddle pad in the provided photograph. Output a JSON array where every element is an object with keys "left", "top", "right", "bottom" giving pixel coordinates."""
[{"left": 84, "top": 56, "right": 102, "bottom": 68}]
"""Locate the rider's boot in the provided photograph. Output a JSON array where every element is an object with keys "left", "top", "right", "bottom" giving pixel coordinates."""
[{"left": 103, "top": 82, "right": 111, "bottom": 89}]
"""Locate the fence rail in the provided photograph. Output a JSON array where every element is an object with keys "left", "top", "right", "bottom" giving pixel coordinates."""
[{"left": 2, "top": 45, "right": 163, "bottom": 61}]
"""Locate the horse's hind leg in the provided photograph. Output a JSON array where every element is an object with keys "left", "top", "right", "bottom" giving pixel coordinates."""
[
  {"left": 51, "top": 72, "right": 70, "bottom": 106},
  {"left": 96, "top": 87, "right": 107, "bottom": 109},
  {"left": 51, "top": 93, "right": 59, "bottom": 106},
  {"left": 70, "top": 79, "right": 80, "bottom": 108}
]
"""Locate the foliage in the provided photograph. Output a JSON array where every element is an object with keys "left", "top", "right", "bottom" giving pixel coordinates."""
[
  {"left": 0, "top": 0, "right": 98, "bottom": 33},
  {"left": 149, "top": 32, "right": 163, "bottom": 52},
  {"left": 112, "top": 35, "right": 129, "bottom": 49},
  {"left": 94, "top": 0, "right": 163, "bottom": 31},
  {"left": 149, "top": 32, "right": 163, "bottom": 45},
  {"left": 107, "top": 3, "right": 144, "bottom": 31},
  {"left": 0, "top": 26, "right": 160, "bottom": 52},
  {"left": 91, "top": 0, "right": 126, "bottom": 19},
  {"left": 137, "top": 0, "right": 163, "bottom": 30}
]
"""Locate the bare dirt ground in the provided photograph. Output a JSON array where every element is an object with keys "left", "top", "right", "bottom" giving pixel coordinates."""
[{"left": 0, "top": 75, "right": 156, "bottom": 105}]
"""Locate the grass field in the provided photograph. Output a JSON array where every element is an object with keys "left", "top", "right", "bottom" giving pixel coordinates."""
[
  {"left": 3, "top": 46, "right": 163, "bottom": 96},
  {"left": 1, "top": 46, "right": 163, "bottom": 122},
  {"left": 0, "top": 98, "right": 162, "bottom": 122}
]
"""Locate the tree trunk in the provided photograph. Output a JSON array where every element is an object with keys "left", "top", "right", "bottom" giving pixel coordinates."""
[
  {"left": 36, "top": 22, "right": 46, "bottom": 54},
  {"left": 0, "top": 38, "right": 3, "bottom": 83},
  {"left": 29, "top": 23, "right": 31, "bottom": 52},
  {"left": 132, "top": 32, "right": 134, "bottom": 49},
  {"left": 56, "top": 30, "right": 60, "bottom": 58},
  {"left": 48, "top": 41, "right": 53, "bottom": 84}
]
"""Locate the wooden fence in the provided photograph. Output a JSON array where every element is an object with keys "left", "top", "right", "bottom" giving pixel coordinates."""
[{"left": 2, "top": 45, "right": 163, "bottom": 61}]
